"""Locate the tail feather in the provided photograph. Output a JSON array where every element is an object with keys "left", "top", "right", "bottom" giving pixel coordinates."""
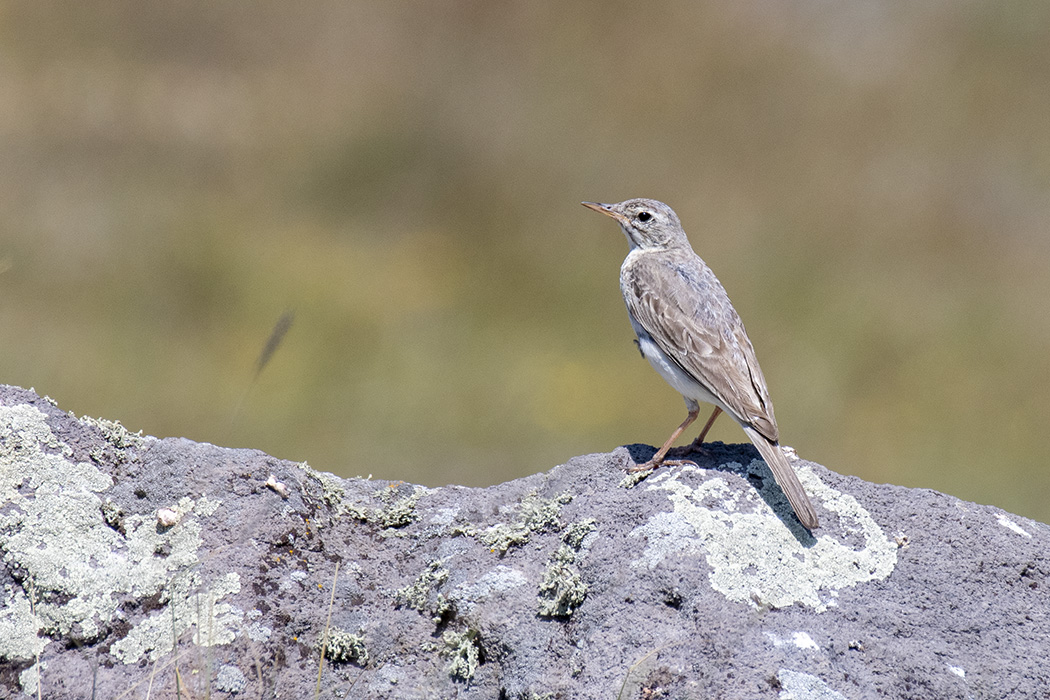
[{"left": 742, "top": 426, "right": 819, "bottom": 529}]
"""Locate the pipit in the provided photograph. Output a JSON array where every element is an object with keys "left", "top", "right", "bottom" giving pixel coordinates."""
[{"left": 583, "top": 198, "right": 819, "bottom": 529}]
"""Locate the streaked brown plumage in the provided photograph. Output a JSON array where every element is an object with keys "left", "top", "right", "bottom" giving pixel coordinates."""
[{"left": 583, "top": 198, "right": 819, "bottom": 529}]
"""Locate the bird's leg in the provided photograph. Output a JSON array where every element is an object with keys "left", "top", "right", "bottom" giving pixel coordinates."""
[
  {"left": 684, "top": 407, "right": 722, "bottom": 452},
  {"left": 627, "top": 406, "right": 700, "bottom": 473}
]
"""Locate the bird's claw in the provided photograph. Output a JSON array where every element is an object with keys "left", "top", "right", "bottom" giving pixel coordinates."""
[
  {"left": 625, "top": 457, "right": 698, "bottom": 474},
  {"left": 677, "top": 442, "right": 713, "bottom": 458}
]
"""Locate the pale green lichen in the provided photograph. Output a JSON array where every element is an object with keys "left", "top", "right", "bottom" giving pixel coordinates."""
[
  {"left": 342, "top": 485, "right": 426, "bottom": 528},
  {"left": 80, "top": 414, "right": 146, "bottom": 465},
  {"left": 19, "top": 662, "right": 44, "bottom": 697},
  {"left": 776, "top": 669, "right": 848, "bottom": 699},
  {"left": 618, "top": 467, "right": 654, "bottom": 489},
  {"left": 214, "top": 664, "right": 247, "bottom": 694},
  {"left": 302, "top": 465, "right": 400, "bottom": 525},
  {"left": 319, "top": 628, "right": 369, "bottom": 665},
  {"left": 537, "top": 562, "right": 586, "bottom": 618},
  {"left": 0, "top": 593, "right": 45, "bottom": 661},
  {"left": 520, "top": 492, "right": 572, "bottom": 529},
  {"left": 537, "top": 519, "right": 596, "bottom": 617},
  {"left": 306, "top": 467, "right": 347, "bottom": 511},
  {"left": 110, "top": 572, "right": 243, "bottom": 664},
  {"left": 79, "top": 415, "right": 145, "bottom": 450},
  {"left": 100, "top": 499, "right": 124, "bottom": 532},
  {"left": 630, "top": 462, "right": 898, "bottom": 611},
  {"left": 431, "top": 593, "right": 455, "bottom": 624},
  {"left": 371, "top": 487, "right": 425, "bottom": 528},
  {"left": 0, "top": 404, "right": 225, "bottom": 669},
  {"left": 394, "top": 560, "right": 450, "bottom": 616},
  {"left": 561, "top": 518, "right": 598, "bottom": 549},
  {"left": 474, "top": 522, "right": 530, "bottom": 553},
  {"left": 441, "top": 629, "right": 481, "bottom": 681},
  {"left": 472, "top": 491, "right": 572, "bottom": 554},
  {"left": 245, "top": 609, "right": 272, "bottom": 642},
  {"left": 191, "top": 494, "right": 222, "bottom": 517}
]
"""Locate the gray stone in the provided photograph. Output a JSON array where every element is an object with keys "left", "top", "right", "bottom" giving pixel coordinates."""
[
  {"left": 0, "top": 384, "right": 1047, "bottom": 698},
  {"left": 215, "top": 664, "right": 247, "bottom": 694}
]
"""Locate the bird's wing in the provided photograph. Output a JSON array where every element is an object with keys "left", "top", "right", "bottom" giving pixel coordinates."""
[{"left": 623, "top": 253, "right": 779, "bottom": 442}]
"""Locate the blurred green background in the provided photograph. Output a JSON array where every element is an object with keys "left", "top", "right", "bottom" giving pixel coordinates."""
[{"left": 2, "top": 1, "right": 1049, "bottom": 523}]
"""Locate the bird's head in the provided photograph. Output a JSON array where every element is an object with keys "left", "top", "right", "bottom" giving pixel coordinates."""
[{"left": 581, "top": 198, "right": 686, "bottom": 250}]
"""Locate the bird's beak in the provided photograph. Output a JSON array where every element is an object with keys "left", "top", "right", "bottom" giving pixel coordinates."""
[{"left": 581, "top": 201, "right": 626, "bottom": 223}]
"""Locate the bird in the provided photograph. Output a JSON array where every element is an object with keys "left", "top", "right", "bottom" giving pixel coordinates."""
[{"left": 582, "top": 198, "right": 819, "bottom": 529}]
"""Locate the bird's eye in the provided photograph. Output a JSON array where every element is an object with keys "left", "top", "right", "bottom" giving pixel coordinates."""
[{"left": 637, "top": 211, "right": 652, "bottom": 222}]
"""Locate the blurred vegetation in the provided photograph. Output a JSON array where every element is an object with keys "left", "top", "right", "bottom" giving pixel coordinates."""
[{"left": 2, "top": 1, "right": 1049, "bottom": 522}]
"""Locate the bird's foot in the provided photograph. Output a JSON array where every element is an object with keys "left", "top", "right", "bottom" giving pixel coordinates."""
[
  {"left": 677, "top": 441, "right": 713, "bottom": 458},
  {"left": 626, "top": 457, "right": 698, "bottom": 474}
]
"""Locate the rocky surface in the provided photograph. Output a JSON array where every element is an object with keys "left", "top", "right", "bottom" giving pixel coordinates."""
[{"left": 1, "top": 384, "right": 1048, "bottom": 699}]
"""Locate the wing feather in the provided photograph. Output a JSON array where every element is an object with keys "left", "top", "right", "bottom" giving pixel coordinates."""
[{"left": 622, "top": 251, "right": 779, "bottom": 442}]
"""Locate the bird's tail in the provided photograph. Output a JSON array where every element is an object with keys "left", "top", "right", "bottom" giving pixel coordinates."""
[{"left": 742, "top": 426, "right": 819, "bottom": 530}]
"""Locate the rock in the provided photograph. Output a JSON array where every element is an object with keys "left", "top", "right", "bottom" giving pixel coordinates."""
[{"left": 0, "top": 384, "right": 1047, "bottom": 699}]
